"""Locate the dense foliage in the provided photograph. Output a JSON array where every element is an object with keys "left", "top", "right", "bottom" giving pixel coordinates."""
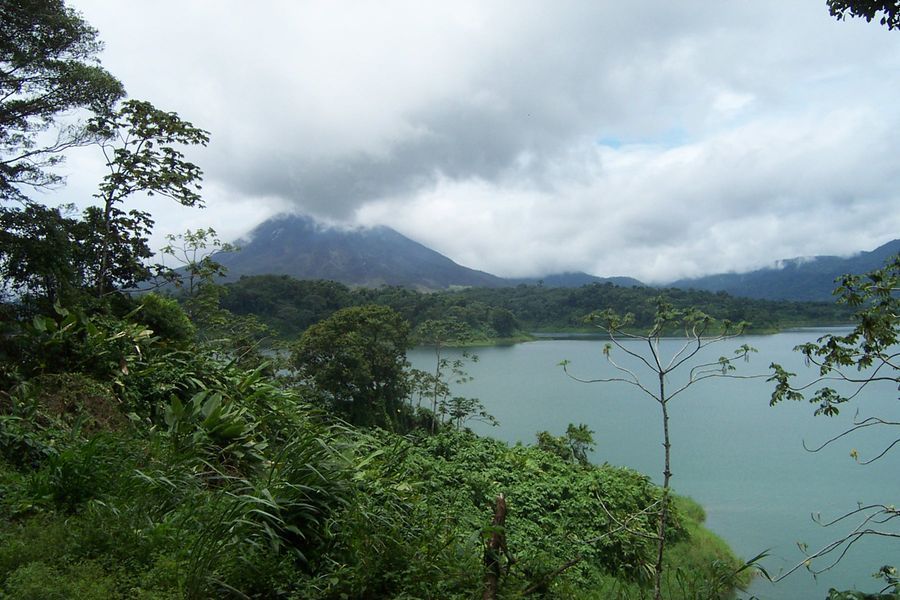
[
  {"left": 0, "top": 298, "right": 754, "bottom": 598},
  {"left": 291, "top": 305, "right": 412, "bottom": 429},
  {"left": 219, "top": 273, "right": 854, "bottom": 341}
]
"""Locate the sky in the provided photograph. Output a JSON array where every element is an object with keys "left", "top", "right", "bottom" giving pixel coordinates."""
[{"left": 49, "top": 1, "right": 900, "bottom": 283}]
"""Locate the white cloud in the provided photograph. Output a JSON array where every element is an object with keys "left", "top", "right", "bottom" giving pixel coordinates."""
[{"left": 49, "top": 0, "right": 900, "bottom": 279}]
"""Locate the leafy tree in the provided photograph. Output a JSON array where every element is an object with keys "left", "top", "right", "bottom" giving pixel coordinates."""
[
  {"left": 768, "top": 254, "right": 899, "bottom": 587},
  {"left": 827, "top": 0, "right": 900, "bottom": 30},
  {"left": 0, "top": 203, "right": 85, "bottom": 308},
  {"left": 87, "top": 99, "right": 209, "bottom": 295},
  {"left": 0, "top": 200, "right": 153, "bottom": 311},
  {"left": 79, "top": 202, "right": 155, "bottom": 293},
  {"left": 155, "top": 229, "right": 279, "bottom": 370},
  {"left": 291, "top": 305, "right": 411, "bottom": 427},
  {"left": 441, "top": 394, "right": 497, "bottom": 431},
  {"left": 159, "top": 228, "right": 236, "bottom": 298},
  {"left": 490, "top": 307, "right": 518, "bottom": 338},
  {"left": 0, "top": 0, "right": 124, "bottom": 200},
  {"left": 562, "top": 300, "right": 761, "bottom": 600},
  {"left": 0, "top": 99, "right": 209, "bottom": 304},
  {"left": 158, "top": 227, "right": 236, "bottom": 322},
  {"left": 536, "top": 423, "right": 596, "bottom": 465}
]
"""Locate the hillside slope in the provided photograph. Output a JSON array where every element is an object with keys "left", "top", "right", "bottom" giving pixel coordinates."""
[{"left": 667, "top": 239, "right": 900, "bottom": 301}]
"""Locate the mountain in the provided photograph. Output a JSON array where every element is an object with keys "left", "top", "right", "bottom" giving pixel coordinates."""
[
  {"left": 666, "top": 239, "right": 900, "bottom": 301},
  {"left": 214, "top": 214, "right": 505, "bottom": 290},
  {"left": 507, "top": 272, "right": 644, "bottom": 288}
]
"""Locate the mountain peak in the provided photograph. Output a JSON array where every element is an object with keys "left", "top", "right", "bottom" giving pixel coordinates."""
[{"left": 218, "top": 213, "right": 504, "bottom": 290}]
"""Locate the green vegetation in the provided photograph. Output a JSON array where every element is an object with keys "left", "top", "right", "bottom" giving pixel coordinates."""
[
  {"left": 0, "top": 2, "right": 820, "bottom": 597},
  {"left": 291, "top": 305, "right": 413, "bottom": 429},
  {"left": 219, "top": 273, "right": 854, "bottom": 343},
  {"left": 0, "top": 294, "right": 759, "bottom": 598}
]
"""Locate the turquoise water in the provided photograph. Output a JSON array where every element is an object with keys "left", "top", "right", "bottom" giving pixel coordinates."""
[{"left": 408, "top": 329, "right": 898, "bottom": 599}]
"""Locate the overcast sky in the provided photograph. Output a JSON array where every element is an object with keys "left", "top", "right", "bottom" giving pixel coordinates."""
[{"left": 54, "top": 1, "right": 900, "bottom": 282}]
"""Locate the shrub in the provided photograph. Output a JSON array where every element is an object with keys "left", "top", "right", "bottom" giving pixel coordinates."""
[{"left": 132, "top": 294, "right": 195, "bottom": 344}]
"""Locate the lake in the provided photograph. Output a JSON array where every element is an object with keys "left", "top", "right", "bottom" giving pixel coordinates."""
[{"left": 408, "top": 329, "right": 898, "bottom": 599}]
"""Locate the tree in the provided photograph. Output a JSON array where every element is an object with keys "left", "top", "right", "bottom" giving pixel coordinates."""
[
  {"left": 88, "top": 99, "right": 209, "bottom": 296},
  {"left": 442, "top": 395, "right": 497, "bottom": 431},
  {"left": 827, "top": 0, "right": 900, "bottom": 30},
  {"left": 155, "top": 228, "right": 271, "bottom": 367},
  {"left": 0, "top": 199, "right": 152, "bottom": 309},
  {"left": 291, "top": 305, "right": 411, "bottom": 427},
  {"left": 158, "top": 228, "right": 236, "bottom": 321},
  {"left": 79, "top": 202, "right": 154, "bottom": 293},
  {"left": 562, "top": 300, "right": 760, "bottom": 600},
  {"left": 0, "top": 0, "right": 124, "bottom": 200},
  {"left": 415, "top": 318, "right": 480, "bottom": 432},
  {"left": 0, "top": 99, "right": 209, "bottom": 304},
  {"left": 768, "top": 254, "right": 899, "bottom": 589},
  {"left": 0, "top": 203, "right": 85, "bottom": 307},
  {"left": 490, "top": 307, "right": 518, "bottom": 338},
  {"left": 159, "top": 229, "right": 235, "bottom": 298}
]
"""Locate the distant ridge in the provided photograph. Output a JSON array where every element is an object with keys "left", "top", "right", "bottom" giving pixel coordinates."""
[
  {"left": 666, "top": 239, "right": 900, "bottom": 301},
  {"left": 507, "top": 272, "right": 644, "bottom": 288},
  {"left": 214, "top": 214, "right": 895, "bottom": 298},
  {"left": 214, "top": 214, "right": 504, "bottom": 290}
]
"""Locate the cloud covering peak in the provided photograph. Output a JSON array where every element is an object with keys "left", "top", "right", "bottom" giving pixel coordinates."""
[{"left": 62, "top": 0, "right": 900, "bottom": 281}]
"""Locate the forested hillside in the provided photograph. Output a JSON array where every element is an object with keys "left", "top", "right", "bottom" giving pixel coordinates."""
[{"left": 220, "top": 274, "right": 854, "bottom": 341}]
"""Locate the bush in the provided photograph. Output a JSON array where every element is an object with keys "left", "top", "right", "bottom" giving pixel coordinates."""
[{"left": 132, "top": 293, "right": 195, "bottom": 344}]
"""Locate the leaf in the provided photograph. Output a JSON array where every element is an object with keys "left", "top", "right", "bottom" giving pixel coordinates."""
[{"left": 32, "top": 316, "right": 47, "bottom": 332}]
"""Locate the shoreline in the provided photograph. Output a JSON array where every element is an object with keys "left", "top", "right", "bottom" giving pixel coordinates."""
[{"left": 429, "top": 323, "right": 855, "bottom": 348}]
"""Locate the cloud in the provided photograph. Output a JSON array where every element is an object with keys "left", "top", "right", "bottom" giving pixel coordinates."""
[
  {"left": 56, "top": 0, "right": 900, "bottom": 278},
  {"left": 358, "top": 106, "right": 900, "bottom": 282}
]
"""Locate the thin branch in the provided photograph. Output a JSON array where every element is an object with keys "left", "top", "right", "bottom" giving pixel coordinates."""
[
  {"left": 667, "top": 331, "right": 744, "bottom": 374},
  {"left": 562, "top": 362, "right": 657, "bottom": 401},
  {"left": 665, "top": 337, "right": 700, "bottom": 372},
  {"left": 856, "top": 438, "right": 900, "bottom": 465},
  {"left": 770, "top": 504, "right": 900, "bottom": 581},
  {"left": 649, "top": 336, "right": 663, "bottom": 372},
  {"left": 667, "top": 372, "right": 769, "bottom": 402},
  {"left": 604, "top": 329, "right": 660, "bottom": 374},
  {"left": 813, "top": 503, "right": 899, "bottom": 529},
  {"left": 605, "top": 355, "right": 650, "bottom": 387},
  {"left": 592, "top": 495, "right": 662, "bottom": 542},
  {"left": 802, "top": 416, "right": 900, "bottom": 456}
]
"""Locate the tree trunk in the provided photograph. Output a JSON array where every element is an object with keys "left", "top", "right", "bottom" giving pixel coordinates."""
[
  {"left": 483, "top": 493, "right": 508, "bottom": 600},
  {"left": 654, "top": 374, "right": 672, "bottom": 600}
]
